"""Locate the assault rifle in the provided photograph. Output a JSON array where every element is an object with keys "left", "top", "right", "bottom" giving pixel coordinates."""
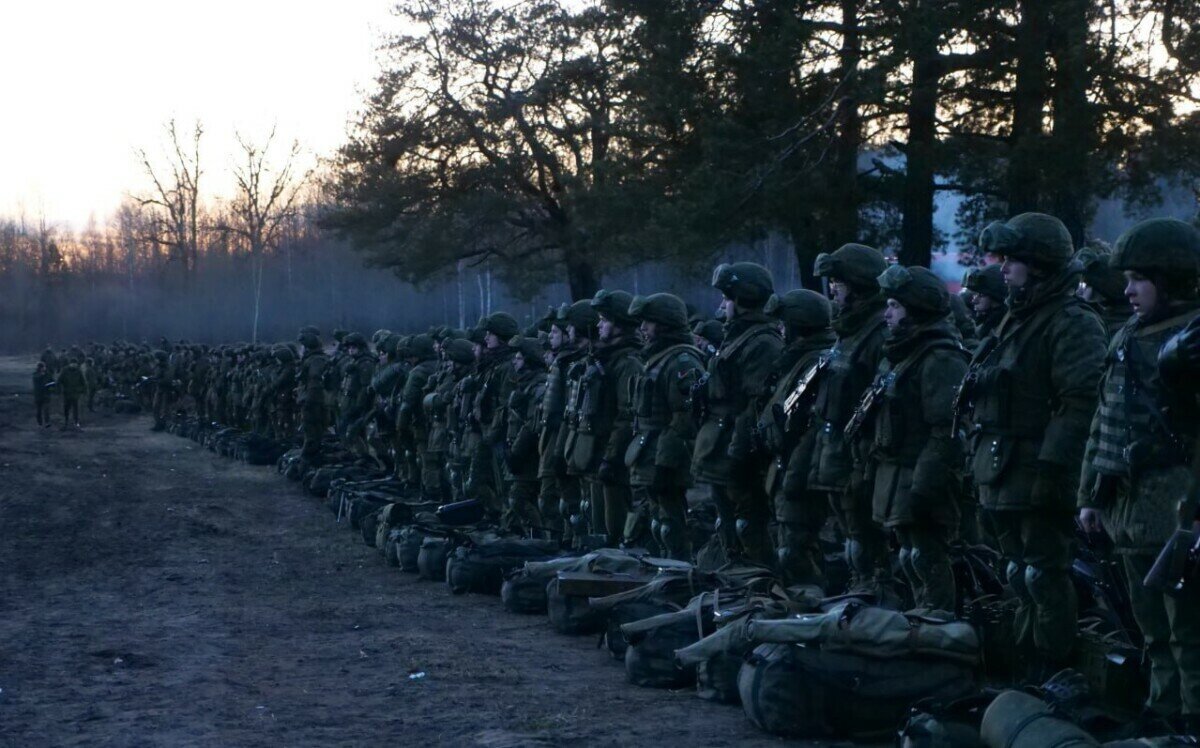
[
  {"left": 843, "top": 374, "right": 888, "bottom": 441},
  {"left": 783, "top": 355, "right": 829, "bottom": 421}
]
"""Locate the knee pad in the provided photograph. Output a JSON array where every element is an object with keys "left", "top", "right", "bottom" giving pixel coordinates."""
[
  {"left": 735, "top": 518, "right": 750, "bottom": 542},
  {"left": 558, "top": 498, "right": 570, "bottom": 519},
  {"left": 659, "top": 520, "right": 676, "bottom": 547},
  {"left": 898, "top": 545, "right": 914, "bottom": 575},
  {"left": 777, "top": 544, "right": 794, "bottom": 570},
  {"left": 1007, "top": 560, "right": 1028, "bottom": 596},
  {"left": 1024, "top": 564, "right": 1055, "bottom": 599},
  {"left": 845, "top": 538, "right": 865, "bottom": 570}
]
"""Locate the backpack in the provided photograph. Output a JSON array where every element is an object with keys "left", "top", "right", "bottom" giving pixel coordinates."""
[
  {"left": 396, "top": 526, "right": 428, "bottom": 573},
  {"left": 501, "top": 567, "right": 553, "bottom": 614},
  {"left": 979, "top": 690, "right": 1100, "bottom": 748}
]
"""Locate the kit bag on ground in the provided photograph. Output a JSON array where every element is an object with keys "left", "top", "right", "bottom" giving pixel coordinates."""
[
  {"left": 445, "top": 537, "right": 560, "bottom": 595},
  {"left": 898, "top": 694, "right": 995, "bottom": 748},
  {"left": 397, "top": 525, "right": 429, "bottom": 573},
  {"left": 979, "top": 690, "right": 1100, "bottom": 748},
  {"left": 739, "top": 642, "right": 977, "bottom": 740},
  {"left": 502, "top": 566, "right": 556, "bottom": 614},
  {"left": 417, "top": 535, "right": 455, "bottom": 582},
  {"left": 620, "top": 601, "right": 715, "bottom": 688}
]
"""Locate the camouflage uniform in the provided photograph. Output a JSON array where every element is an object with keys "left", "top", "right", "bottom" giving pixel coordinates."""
[
  {"left": 810, "top": 244, "right": 889, "bottom": 590},
  {"left": 627, "top": 293, "right": 705, "bottom": 558},
  {"left": 759, "top": 290, "right": 836, "bottom": 586},
  {"left": 544, "top": 303, "right": 596, "bottom": 545},
  {"left": 297, "top": 329, "right": 329, "bottom": 462},
  {"left": 863, "top": 266, "right": 968, "bottom": 611},
  {"left": 502, "top": 336, "right": 550, "bottom": 534},
  {"left": 1078, "top": 218, "right": 1200, "bottom": 727},
  {"left": 694, "top": 263, "right": 783, "bottom": 565},
  {"left": 967, "top": 213, "right": 1106, "bottom": 667}
]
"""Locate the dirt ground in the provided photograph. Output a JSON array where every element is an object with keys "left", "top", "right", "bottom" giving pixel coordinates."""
[{"left": 0, "top": 355, "right": 829, "bottom": 747}]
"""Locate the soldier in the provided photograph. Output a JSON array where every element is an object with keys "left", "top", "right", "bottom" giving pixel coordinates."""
[
  {"left": 962, "top": 264, "right": 1008, "bottom": 343},
  {"left": 1076, "top": 239, "right": 1135, "bottom": 339},
  {"left": 426, "top": 337, "right": 474, "bottom": 503},
  {"left": 856, "top": 266, "right": 968, "bottom": 611},
  {"left": 469, "top": 313, "right": 520, "bottom": 516},
  {"left": 964, "top": 213, "right": 1106, "bottom": 676},
  {"left": 269, "top": 346, "right": 298, "bottom": 440},
  {"left": 398, "top": 334, "right": 440, "bottom": 499},
  {"left": 502, "top": 335, "right": 550, "bottom": 534},
  {"left": 150, "top": 349, "right": 173, "bottom": 431},
  {"left": 626, "top": 293, "right": 705, "bottom": 558},
  {"left": 759, "top": 289, "right": 836, "bottom": 587},
  {"left": 33, "top": 361, "right": 53, "bottom": 427},
  {"left": 573, "top": 289, "right": 643, "bottom": 547},
  {"left": 543, "top": 302, "right": 597, "bottom": 545},
  {"left": 58, "top": 354, "right": 87, "bottom": 429},
  {"left": 82, "top": 356, "right": 99, "bottom": 413},
  {"left": 338, "top": 332, "right": 376, "bottom": 454},
  {"left": 297, "top": 328, "right": 329, "bottom": 464},
  {"left": 695, "top": 263, "right": 783, "bottom": 565},
  {"left": 810, "top": 244, "right": 889, "bottom": 592},
  {"left": 1077, "top": 218, "right": 1200, "bottom": 734}
]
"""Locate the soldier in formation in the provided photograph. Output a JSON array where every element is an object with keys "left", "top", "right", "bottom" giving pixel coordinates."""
[{"left": 70, "top": 211, "right": 1200, "bottom": 732}]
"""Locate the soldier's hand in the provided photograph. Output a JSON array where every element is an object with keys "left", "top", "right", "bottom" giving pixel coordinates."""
[{"left": 1079, "top": 507, "right": 1104, "bottom": 534}]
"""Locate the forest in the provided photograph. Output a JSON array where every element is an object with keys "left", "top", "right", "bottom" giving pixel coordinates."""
[{"left": 3, "top": 0, "right": 1199, "bottom": 350}]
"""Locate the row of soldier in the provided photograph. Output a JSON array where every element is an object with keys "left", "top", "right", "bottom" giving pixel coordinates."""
[{"left": 72, "top": 212, "right": 1200, "bottom": 734}]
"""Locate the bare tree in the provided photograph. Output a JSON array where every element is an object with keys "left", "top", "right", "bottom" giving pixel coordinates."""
[
  {"left": 134, "top": 120, "right": 204, "bottom": 283},
  {"left": 225, "top": 128, "right": 308, "bottom": 342}
]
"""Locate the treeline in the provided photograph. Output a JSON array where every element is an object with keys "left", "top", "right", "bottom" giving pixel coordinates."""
[{"left": 323, "top": 0, "right": 1200, "bottom": 298}]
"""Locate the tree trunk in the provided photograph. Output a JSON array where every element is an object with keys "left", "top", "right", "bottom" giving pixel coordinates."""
[
  {"left": 565, "top": 251, "right": 598, "bottom": 301},
  {"left": 1008, "top": 0, "right": 1051, "bottom": 215},
  {"left": 828, "top": 0, "right": 863, "bottom": 247},
  {"left": 1049, "top": 0, "right": 1091, "bottom": 245},
  {"left": 899, "top": 0, "right": 940, "bottom": 268}
]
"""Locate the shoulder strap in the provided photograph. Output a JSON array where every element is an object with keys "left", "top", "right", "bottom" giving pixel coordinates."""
[
  {"left": 644, "top": 343, "right": 702, "bottom": 371},
  {"left": 718, "top": 323, "right": 779, "bottom": 360}
]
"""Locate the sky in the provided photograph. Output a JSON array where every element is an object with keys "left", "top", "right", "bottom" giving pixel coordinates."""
[{"left": 0, "top": 1, "right": 392, "bottom": 228}]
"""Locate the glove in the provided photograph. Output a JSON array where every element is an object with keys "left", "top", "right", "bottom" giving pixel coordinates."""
[
  {"left": 597, "top": 459, "right": 617, "bottom": 484},
  {"left": 1031, "top": 461, "right": 1073, "bottom": 508}
]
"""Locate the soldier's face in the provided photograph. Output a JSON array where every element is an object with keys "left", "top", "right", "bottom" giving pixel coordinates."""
[
  {"left": 972, "top": 294, "right": 997, "bottom": 315},
  {"left": 598, "top": 316, "right": 616, "bottom": 342},
  {"left": 513, "top": 352, "right": 526, "bottom": 372},
  {"left": 549, "top": 326, "right": 565, "bottom": 349},
  {"left": 828, "top": 280, "right": 850, "bottom": 310},
  {"left": 1077, "top": 282, "right": 1098, "bottom": 302},
  {"left": 485, "top": 332, "right": 501, "bottom": 349},
  {"left": 1000, "top": 256, "right": 1030, "bottom": 289},
  {"left": 884, "top": 299, "right": 908, "bottom": 330},
  {"left": 567, "top": 324, "right": 580, "bottom": 344},
  {"left": 639, "top": 320, "right": 658, "bottom": 343},
  {"left": 719, "top": 296, "right": 736, "bottom": 321},
  {"left": 1124, "top": 271, "right": 1159, "bottom": 319}
]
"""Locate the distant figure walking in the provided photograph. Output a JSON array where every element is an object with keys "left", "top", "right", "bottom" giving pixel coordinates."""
[
  {"left": 58, "top": 354, "right": 87, "bottom": 429},
  {"left": 32, "top": 362, "right": 53, "bottom": 427}
]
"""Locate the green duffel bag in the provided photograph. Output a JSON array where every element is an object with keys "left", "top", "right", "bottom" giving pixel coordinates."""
[
  {"left": 397, "top": 526, "right": 427, "bottom": 573},
  {"left": 898, "top": 695, "right": 993, "bottom": 748},
  {"left": 546, "top": 576, "right": 605, "bottom": 635},
  {"left": 417, "top": 537, "right": 454, "bottom": 582},
  {"left": 980, "top": 690, "right": 1100, "bottom": 748},
  {"left": 738, "top": 643, "right": 977, "bottom": 740},
  {"left": 622, "top": 608, "right": 707, "bottom": 689},
  {"left": 445, "top": 538, "right": 559, "bottom": 596},
  {"left": 383, "top": 528, "right": 403, "bottom": 567},
  {"left": 501, "top": 567, "right": 551, "bottom": 614},
  {"left": 603, "top": 601, "right": 673, "bottom": 660}
]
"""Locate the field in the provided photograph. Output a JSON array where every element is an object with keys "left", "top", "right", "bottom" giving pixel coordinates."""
[{"left": 0, "top": 356, "right": 807, "bottom": 747}]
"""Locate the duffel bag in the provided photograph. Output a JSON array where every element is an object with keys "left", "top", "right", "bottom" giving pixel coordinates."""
[
  {"left": 980, "top": 690, "right": 1099, "bottom": 748},
  {"left": 397, "top": 525, "right": 427, "bottom": 573},
  {"left": 739, "top": 643, "right": 977, "bottom": 740},
  {"left": 417, "top": 537, "right": 454, "bottom": 582},
  {"left": 502, "top": 567, "right": 552, "bottom": 614},
  {"left": 446, "top": 538, "right": 559, "bottom": 596}
]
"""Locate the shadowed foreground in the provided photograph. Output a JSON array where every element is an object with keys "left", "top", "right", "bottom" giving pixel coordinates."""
[{"left": 0, "top": 356, "right": 808, "bottom": 748}]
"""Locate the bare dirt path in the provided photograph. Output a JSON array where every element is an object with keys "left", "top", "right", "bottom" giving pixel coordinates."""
[{"left": 0, "top": 356, "right": 809, "bottom": 748}]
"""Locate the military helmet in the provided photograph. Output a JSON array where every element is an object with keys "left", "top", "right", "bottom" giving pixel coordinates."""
[
  {"left": 467, "top": 325, "right": 487, "bottom": 345},
  {"left": 590, "top": 289, "right": 637, "bottom": 326},
  {"left": 692, "top": 319, "right": 724, "bottom": 347},
  {"left": 444, "top": 338, "right": 475, "bottom": 365},
  {"left": 297, "top": 329, "right": 322, "bottom": 350},
  {"left": 377, "top": 333, "right": 400, "bottom": 357},
  {"left": 627, "top": 292, "right": 688, "bottom": 330},
  {"left": 556, "top": 300, "right": 599, "bottom": 332},
  {"left": 962, "top": 264, "right": 1007, "bottom": 302},
  {"left": 1111, "top": 218, "right": 1200, "bottom": 276},
  {"left": 1074, "top": 240, "right": 1127, "bottom": 302},
  {"left": 813, "top": 243, "right": 888, "bottom": 290},
  {"left": 153, "top": 349, "right": 168, "bottom": 361},
  {"left": 711, "top": 262, "right": 774, "bottom": 306},
  {"left": 370, "top": 329, "right": 392, "bottom": 347},
  {"left": 342, "top": 332, "right": 369, "bottom": 350},
  {"left": 877, "top": 264, "right": 950, "bottom": 316},
  {"left": 483, "top": 312, "right": 520, "bottom": 340},
  {"left": 509, "top": 335, "right": 546, "bottom": 367},
  {"left": 407, "top": 333, "right": 436, "bottom": 360},
  {"left": 979, "top": 213, "right": 1074, "bottom": 268},
  {"left": 272, "top": 345, "right": 296, "bottom": 364},
  {"left": 764, "top": 289, "right": 832, "bottom": 330}
]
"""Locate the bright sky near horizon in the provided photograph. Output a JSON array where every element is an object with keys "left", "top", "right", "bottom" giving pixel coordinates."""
[{"left": 0, "top": 1, "right": 392, "bottom": 229}]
